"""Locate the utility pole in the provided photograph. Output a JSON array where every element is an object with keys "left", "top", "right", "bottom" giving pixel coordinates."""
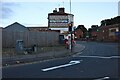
[
  {"left": 70, "top": 0, "right": 71, "bottom": 14},
  {"left": 68, "top": 0, "right": 72, "bottom": 52}
]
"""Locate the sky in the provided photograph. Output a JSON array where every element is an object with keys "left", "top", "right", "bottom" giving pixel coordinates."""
[{"left": 0, "top": 0, "right": 119, "bottom": 29}]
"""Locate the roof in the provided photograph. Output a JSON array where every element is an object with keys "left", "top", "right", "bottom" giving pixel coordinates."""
[
  {"left": 5, "top": 22, "right": 26, "bottom": 29},
  {"left": 48, "top": 12, "right": 71, "bottom": 15},
  {"left": 28, "top": 27, "right": 60, "bottom": 33},
  {"left": 28, "top": 27, "right": 49, "bottom": 31},
  {"left": 28, "top": 27, "right": 48, "bottom": 29},
  {"left": 99, "top": 23, "right": 120, "bottom": 30},
  {"left": 4, "top": 22, "right": 29, "bottom": 32}
]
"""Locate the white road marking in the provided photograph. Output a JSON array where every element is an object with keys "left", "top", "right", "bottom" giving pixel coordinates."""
[
  {"left": 72, "top": 52, "right": 83, "bottom": 57},
  {"left": 78, "top": 56, "right": 111, "bottom": 59},
  {"left": 73, "top": 55, "right": 120, "bottom": 59},
  {"left": 41, "top": 60, "right": 82, "bottom": 72},
  {"left": 94, "top": 76, "right": 110, "bottom": 80},
  {"left": 111, "top": 56, "right": 120, "bottom": 58}
]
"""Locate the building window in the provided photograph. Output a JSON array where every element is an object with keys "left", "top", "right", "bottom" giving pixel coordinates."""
[
  {"left": 110, "top": 29, "right": 116, "bottom": 32},
  {"left": 49, "top": 19, "right": 68, "bottom": 23},
  {"left": 109, "top": 28, "right": 119, "bottom": 32}
]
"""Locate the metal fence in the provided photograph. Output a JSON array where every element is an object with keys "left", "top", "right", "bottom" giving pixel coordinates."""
[
  {"left": 2, "top": 31, "right": 66, "bottom": 56},
  {"left": 2, "top": 30, "right": 74, "bottom": 66},
  {"left": 2, "top": 31, "right": 59, "bottom": 48}
]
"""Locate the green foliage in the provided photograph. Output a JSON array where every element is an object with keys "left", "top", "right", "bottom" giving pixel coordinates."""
[
  {"left": 101, "top": 16, "right": 120, "bottom": 26},
  {"left": 76, "top": 25, "right": 87, "bottom": 33}
]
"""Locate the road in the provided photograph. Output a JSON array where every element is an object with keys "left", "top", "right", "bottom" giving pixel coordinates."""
[{"left": 2, "top": 41, "right": 120, "bottom": 79}]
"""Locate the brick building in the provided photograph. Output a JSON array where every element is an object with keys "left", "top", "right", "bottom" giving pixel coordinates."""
[
  {"left": 74, "top": 26, "right": 85, "bottom": 40},
  {"left": 74, "top": 28, "right": 83, "bottom": 40},
  {"left": 89, "top": 25, "right": 99, "bottom": 41},
  {"left": 97, "top": 24, "right": 120, "bottom": 42}
]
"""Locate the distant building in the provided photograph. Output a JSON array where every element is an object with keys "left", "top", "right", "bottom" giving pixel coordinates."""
[
  {"left": 3, "top": 22, "right": 29, "bottom": 32},
  {"left": 0, "top": 27, "right": 2, "bottom": 31},
  {"left": 97, "top": 24, "right": 120, "bottom": 42},
  {"left": 28, "top": 27, "right": 60, "bottom": 33},
  {"left": 74, "top": 25, "right": 87, "bottom": 40},
  {"left": 74, "top": 26, "right": 84, "bottom": 40},
  {"left": 2, "top": 22, "right": 60, "bottom": 48},
  {"left": 0, "top": 27, "right": 2, "bottom": 47},
  {"left": 89, "top": 25, "right": 99, "bottom": 41},
  {"left": 28, "top": 27, "right": 49, "bottom": 31},
  {"left": 48, "top": 7, "right": 74, "bottom": 29}
]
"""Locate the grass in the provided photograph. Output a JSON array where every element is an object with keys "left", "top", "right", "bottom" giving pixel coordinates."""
[
  {"left": 2, "top": 48, "right": 16, "bottom": 56},
  {"left": 2, "top": 45, "right": 66, "bottom": 57}
]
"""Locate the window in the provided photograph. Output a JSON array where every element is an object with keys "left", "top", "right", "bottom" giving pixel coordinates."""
[
  {"left": 109, "top": 28, "right": 119, "bottom": 32},
  {"left": 110, "top": 29, "right": 116, "bottom": 32},
  {"left": 49, "top": 19, "right": 68, "bottom": 23}
]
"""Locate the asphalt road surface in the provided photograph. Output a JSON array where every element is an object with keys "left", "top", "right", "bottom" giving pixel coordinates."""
[{"left": 2, "top": 41, "right": 120, "bottom": 80}]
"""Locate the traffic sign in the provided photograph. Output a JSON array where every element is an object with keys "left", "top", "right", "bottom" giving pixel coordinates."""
[{"left": 115, "top": 32, "right": 120, "bottom": 35}]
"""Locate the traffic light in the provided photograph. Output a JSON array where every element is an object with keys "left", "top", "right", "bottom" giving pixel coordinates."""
[
  {"left": 68, "top": 23, "right": 72, "bottom": 31},
  {"left": 97, "top": 29, "right": 99, "bottom": 32}
]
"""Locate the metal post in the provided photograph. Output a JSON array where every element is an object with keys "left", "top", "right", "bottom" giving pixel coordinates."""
[
  {"left": 71, "top": 31, "right": 72, "bottom": 52},
  {"left": 70, "top": 0, "right": 71, "bottom": 14},
  {"left": 70, "top": 0, "right": 72, "bottom": 52}
]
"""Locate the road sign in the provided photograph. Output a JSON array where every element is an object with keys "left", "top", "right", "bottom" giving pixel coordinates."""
[{"left": 115, "top": 32, "right": 120, "bottom": 35}]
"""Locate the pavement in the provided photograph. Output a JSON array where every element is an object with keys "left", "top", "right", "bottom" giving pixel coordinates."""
[{"left": 2, "top": 44, "right": 85, "bottom": 67}]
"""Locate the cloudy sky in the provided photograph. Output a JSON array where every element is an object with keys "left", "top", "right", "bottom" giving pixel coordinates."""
[{"left": 0, "top": 0, "right": 119, "bottom": 29}]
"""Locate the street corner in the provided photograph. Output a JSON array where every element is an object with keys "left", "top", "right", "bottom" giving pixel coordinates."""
[
  {"left": 74, "top": 44, "right": 86, "bottom": 52},
  {"left": 70, "top": 44, "right": 85, "bottom": 57}
]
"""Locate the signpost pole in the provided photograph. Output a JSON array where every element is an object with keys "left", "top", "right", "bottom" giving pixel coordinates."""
[{"left": 69, "top": 0, "right": 72, "bottom": 52}]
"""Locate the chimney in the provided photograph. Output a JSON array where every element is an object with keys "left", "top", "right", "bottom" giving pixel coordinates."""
[
  {"left": 59, "top": 7, "right": 65, "bottom": 13},
  {"left": 53, "top": 8, "right": 57, "bottom": 13}
]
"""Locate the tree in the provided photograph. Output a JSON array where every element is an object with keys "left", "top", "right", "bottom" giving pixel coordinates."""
[
  {"left": 91, "top": 25, "right": 98, "bottom": 28},
  {"left": 100, "top": 16, "right": 120, "bottom": 26},
  {"left": 77, "top": 25, "right": 87, "bottom": 38},
  {"left": 77, "top": 25, "right": 87, "bottom": 33},
  {"left": 88, "top": 28, "right": 92, "bottom": 38}
]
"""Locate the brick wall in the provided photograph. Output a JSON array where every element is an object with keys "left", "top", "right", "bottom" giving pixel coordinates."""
[{"left": 97, "top": 24, "right": 120, "bottom": 42}]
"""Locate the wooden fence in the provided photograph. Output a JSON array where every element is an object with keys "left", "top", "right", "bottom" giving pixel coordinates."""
[{"left": 2, "top": 31, "right": 60, "bottom": 48}]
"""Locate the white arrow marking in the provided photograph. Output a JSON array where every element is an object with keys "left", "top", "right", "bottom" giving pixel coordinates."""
[{"left": 41, "top": 60, "right": 82, "bottom": 72}]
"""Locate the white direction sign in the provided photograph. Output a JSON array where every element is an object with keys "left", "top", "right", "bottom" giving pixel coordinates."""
[{"left": 41, "top": 60, "right": 82, "bottom": 72}]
